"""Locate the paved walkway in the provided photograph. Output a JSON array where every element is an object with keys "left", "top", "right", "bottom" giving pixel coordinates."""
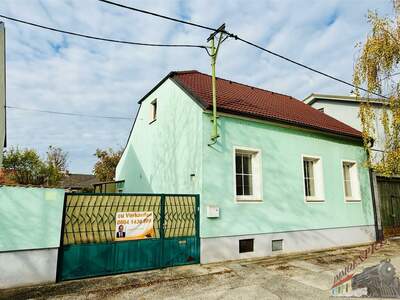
[{"left": 2, "top": 239, "right": 400, "bottom": 300}]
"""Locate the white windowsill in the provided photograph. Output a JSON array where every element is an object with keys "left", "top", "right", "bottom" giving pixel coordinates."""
[
  {"left": 235, "top": 196, "right": 263, "bottom": 203},
  {"left": 305, "top": 196, "right": 325, "bottom": 202}
]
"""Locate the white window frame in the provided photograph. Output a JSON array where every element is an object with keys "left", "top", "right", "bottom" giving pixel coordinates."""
[
  {"left": 149, "top": 99, "right": 157, "bottom": 123},
  {"left": 341, "top": 160, "right": 361, "bottom": 202},
  {"left": 233, "top": 146, "right": 263, "bottom": 202},
  {"left": 302, "top": 155, "right": 325, "bottom": 202}
]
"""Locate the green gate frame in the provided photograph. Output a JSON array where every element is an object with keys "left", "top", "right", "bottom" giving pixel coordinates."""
[{"left": 56, "top": 193, "right": 200, "bottom": 281}]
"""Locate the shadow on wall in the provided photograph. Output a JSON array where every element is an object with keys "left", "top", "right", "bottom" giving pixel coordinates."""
[{"left": 119, "top": 144, "right": 153, "bottom": 193}]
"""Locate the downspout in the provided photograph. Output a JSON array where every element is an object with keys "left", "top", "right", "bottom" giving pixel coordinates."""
[
  {"left": 366, "top": 138, "right": 383, "bottom": 241},
  {"left": 207, "top": 24, "right": 226, "bottom": 146},
  {"left": 210, "top": 37, "right": 219, "bottom": 142},
  {"left": 369, "top": 168, "right": 382, "bottom": 241}
]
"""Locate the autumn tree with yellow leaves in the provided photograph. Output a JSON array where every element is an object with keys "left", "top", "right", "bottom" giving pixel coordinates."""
[{"left": 354, "top": 1, "right": 400, "bottom": 176}]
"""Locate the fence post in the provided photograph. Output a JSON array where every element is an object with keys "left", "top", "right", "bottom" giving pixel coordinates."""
[
  {"left": 159, "top": 194, "right": 166, "bottom": 268},
  {"left": 55, "top": 192, "right": 68, "bottom": 282},
  {"left": 195, "top": 195, "right": 200, "bottom": 263}
]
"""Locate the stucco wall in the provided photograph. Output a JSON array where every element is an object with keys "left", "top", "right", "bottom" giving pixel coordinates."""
[
  {"left": 200, "top": 225, "right": 375, "bottom": 263},
  {"left": 311, "top": 100, "right": 386, "bottom": 153},
  {"left": 0, "top": 186, "right": 65, "bottom": 288},
  {"left": 0, "top": 186, "right": 65, "bottom": 251},
  {"left": 116, "top": 79, "right": 203, "bottom": 194},
  {"left": 201, "top": 113, "right": 375, "bottom": 238},
  {"left": 0, "top": 248, "right": 58, "bottom": 289}
]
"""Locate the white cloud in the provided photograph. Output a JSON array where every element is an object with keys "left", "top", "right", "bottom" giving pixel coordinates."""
[{"left": 0, "top": 0, "right": 393, "bottom": 173}]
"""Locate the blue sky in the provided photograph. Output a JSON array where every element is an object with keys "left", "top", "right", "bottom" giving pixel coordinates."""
[{"left": 0, "top": 0, "right": 393, "bottom": 174}]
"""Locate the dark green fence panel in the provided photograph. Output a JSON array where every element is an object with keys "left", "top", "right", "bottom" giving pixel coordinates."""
[
  {"left": 114, "top": 239, "right": 162, "bottom": 273},
  {"left": 61, "top": 243, "right": 115, "bottom": 280},
  {"left": 57, "top": 193, "right": 200, "bottom": 281},
  {"left": 377, "top": 177, "right": 400, "bottom": 238},
  {"left": 163, "top": 237, "right": 200, "bottom": 267}
]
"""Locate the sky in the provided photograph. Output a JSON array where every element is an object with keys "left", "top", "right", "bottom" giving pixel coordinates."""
[{"left": 0, "top": 0, "right": 394, "bottom": 174}]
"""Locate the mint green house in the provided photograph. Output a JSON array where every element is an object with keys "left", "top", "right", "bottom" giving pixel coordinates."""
[{"left": 116, "top": 70, "right": 376, "bottom": 263}]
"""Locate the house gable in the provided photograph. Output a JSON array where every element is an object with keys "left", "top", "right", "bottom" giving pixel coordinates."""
[{"left": 116, "top": 77, "right": 203, "bottom": 194}]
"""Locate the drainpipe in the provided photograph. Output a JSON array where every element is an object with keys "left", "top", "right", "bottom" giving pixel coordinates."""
[
  {"left": 207, "top": 24, "right": 226, "bottom": 145},
  {"left": 366, "top": 138, "right": 383, "bottom": 241},
  {"left": 369, "top": 168, "right": 383, "bottom": 241},
  {"left": 210, "top": 37, "right": 219, "bottom": 142}
]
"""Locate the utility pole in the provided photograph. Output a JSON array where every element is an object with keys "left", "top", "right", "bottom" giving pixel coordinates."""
[
  {"left": 0, "top": 22, "right": 5, "bottom": 166},
  {"left": 207, "top": 24, "right": 228, "bottom": 145}
]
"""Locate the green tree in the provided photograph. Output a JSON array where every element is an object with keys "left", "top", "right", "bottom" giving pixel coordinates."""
[
  {"left": 46, "top": 145, "right": 68, "bottom": 186},
  {"left": 2, "top": 146, "right": 68, "bottom": 186},
  {"left": 93, "top": 148, "right": 123, "bottom": 182},
  {"left": 354, "top": 1, "right": 400, "bottom": 176}
]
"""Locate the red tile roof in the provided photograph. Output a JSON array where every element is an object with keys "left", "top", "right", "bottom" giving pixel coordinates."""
[{"left": 170, "top": 70, "right": 362, "bottom": 139}]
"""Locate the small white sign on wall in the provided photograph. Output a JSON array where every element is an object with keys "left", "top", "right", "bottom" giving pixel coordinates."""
[{"left": 206, "top": 206, "right": 220, "bottom": 218}]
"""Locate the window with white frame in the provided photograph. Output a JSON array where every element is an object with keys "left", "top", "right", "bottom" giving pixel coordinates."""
[
  {"left": 342, "top": 161, "right": 361, "bottom": 201},
  {"left": 302, "top": 156, "right": 324, "bottom": 201},
  {"left": 149, "top": 99, "right": 157, "bottom": 122},
  {"left": 234, "top": 148, "right": 262, "bottom": 202}
]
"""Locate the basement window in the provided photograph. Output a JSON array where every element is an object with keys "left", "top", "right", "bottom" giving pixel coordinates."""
[
  {"left": 342, "top": 161, "right": 361, "bottom": 201},
  {"left": 272, "top": 239, "right": 283, "bottom": 252},
  {"left": 149, "top": 99, "right": 157, "bottom": 123},
  {"left": 303, "top": 155, "right": 325, "bottom": 202},
  {"left": 239, "top": 239, "right": 254, "bottom": 253}
]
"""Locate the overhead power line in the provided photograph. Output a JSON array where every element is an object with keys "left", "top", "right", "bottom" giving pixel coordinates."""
[
  {"left": 234, "top": 37, "right": 387, "bottom": 99},
  {"left": 98, "top": 0, "right": 218, "bottom": 32},
  {"left": 0, "top": 14, "right": 207, "bottom": 49},
  {"left": 6, "top": 105, "right": 132, "bottom": 120},
  {"left": 98, "top": 0, "right": 388, "bottom": 99}
]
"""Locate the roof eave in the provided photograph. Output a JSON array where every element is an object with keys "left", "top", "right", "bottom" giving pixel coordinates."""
[{"left": 209, "top": 108, "right": 363, "bottom": 143}]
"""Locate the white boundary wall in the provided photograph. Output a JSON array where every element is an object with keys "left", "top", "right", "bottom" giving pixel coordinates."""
[{"left": 0, "top": 248, "right": 58, "bottom": 289}]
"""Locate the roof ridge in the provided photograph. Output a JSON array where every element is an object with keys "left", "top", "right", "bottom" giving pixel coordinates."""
[
  {"left": 179, "top": 70, "right": 296, "bottom": 100},
  {"left": 171, "top": 70, "right": 200, "bottom": 75}
]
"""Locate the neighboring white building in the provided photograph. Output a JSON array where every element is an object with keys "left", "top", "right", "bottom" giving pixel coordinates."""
[{"left": 304, "top": 94, "right": 387, "bottom": 156}]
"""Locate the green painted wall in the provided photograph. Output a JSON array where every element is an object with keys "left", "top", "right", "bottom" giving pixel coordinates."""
[
  {"left": 0, "top": 22, "right": 5, "bottom": 166},
  {"left": 0, "top": 186, "right": 65, "bottom": 252},
  {"left": 201, "top": 114, "right": 374, "bottom": 238},
  {"left": 116, "top": 79, "right": 375, "bottom": 240},
  {"left": 116, "top": 79, "right": 203, "bottom": 194}
]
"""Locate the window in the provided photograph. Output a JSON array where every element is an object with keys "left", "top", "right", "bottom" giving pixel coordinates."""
[
  {"left": 342, "top": 161, "right": 361, "bottom": 201},
  {"left": 150, "top": 99, "right": 157, "bottom": 122},
  {"left": 302, "top": 156, "right": 324, "bottom": 201},
  {"left": 239, "top": 239, "right": 254, "bottom": 253},
  {"left": 234, "top": 147, "right": 262, "bottom": 202},
  {"left": 236, "top": 152, "right": 253, "bottom": 196},
  {"left": 272, "top": 239, "right": 283, "bottom": 252}
]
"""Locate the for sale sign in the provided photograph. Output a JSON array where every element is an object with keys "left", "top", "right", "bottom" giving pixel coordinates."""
[{"left": 115, "top": 211, "right": 155, "bottom": 241}]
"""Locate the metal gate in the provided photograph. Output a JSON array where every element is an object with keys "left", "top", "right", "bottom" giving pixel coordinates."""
[
  {"left": 377, "top": 177, "right": 400, "bottom": 238},
  {"left": 56, "top": 193, "right": 200, "bottom": 281}
]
